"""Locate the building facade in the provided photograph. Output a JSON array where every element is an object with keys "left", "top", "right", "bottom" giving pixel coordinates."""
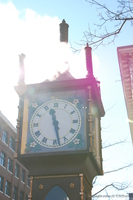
[
  {"left": 0, "top": 111, "right": 30, "bottom": 200},
  {"left": 117, "top": 45, "right": 133, "bottom": 143},
  {"left": 129, "top": 193, "right": 133, "bottom": 200}
]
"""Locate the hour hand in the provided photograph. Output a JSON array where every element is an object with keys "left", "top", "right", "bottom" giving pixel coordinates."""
[{"left": 49, "top": 109, "right": 60, "bottom": 145}]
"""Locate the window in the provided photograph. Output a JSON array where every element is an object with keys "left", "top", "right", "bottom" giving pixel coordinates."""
[
  {"left": 0, "top": 176, "right": 4, "bottom": 192},
  {"left": 15, "top": 164, "right": 20, "bottom": 178},
  {"left": 0, "top": 152, "right": 6, "bottom": 167},
  {"left": 19, "top": 191, "right": 24, "bottom": 200},
  {"left": 7, "top": 158, "right": 13, "bottom": 173},
  {"left": 9, "top": 136, "right": 15, "bottom": 151},
  {"left": 2, "top": 130, "right": 8, "bottom": 144},
  {"left": 13, "top": 186, "right": 18, "bottom": 200},
  {"left": 27, "top": 176, "right": 30, "bottom": 187},
  {"left": 5, "top": 181, "right": 11, "bottom": 197},
  {"left": 44, "top": 186, "right": 69, "bottom": 200},
  {"left": 25, "top": 195, "right": 28, "bottom": 200},
  {"left": 21, "top": 169, "right": 25, "bottom": 183}
]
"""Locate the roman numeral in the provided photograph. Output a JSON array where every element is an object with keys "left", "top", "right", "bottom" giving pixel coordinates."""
[
  {"left": 42, "top": 137, "right": 47, "bottom": 143},
  {"left": 53, "top": 140, "right": 58, "bottom": 145},
  {"left": 73, "top": 120, "right": 78, "bottom": 123},
  {"left": 44, "top": 106, "right": 49, "bottom": 111},
  {"left": 70, "top": 128, "right": 76, "bottom": 134},
  {"left": 33, "top": 123, "right": 38, "bottom": 127},
  {"left": 54, "top": 103, "right": 58, "bottom": 107},
  {"left": 37, "top": 113, "right": 42, "bottom": 117},
  {"left": 70, "top": 110, "right": 75, "bottom": 115},
  {"left": 64, "top": 104, "right": 67, "bottom": 109},
  {"left": 35, "top": 130, "right": 41, "bottom": 137},
  {"left": 63, "top": 137, "right": 68, "bottom": 142}
]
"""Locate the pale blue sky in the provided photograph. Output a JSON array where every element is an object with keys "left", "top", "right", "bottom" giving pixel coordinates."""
[{"left": 0, "top": 0, "right": 132, "bottom": 198}]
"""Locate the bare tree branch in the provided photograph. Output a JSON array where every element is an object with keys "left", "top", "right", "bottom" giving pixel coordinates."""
[
  {"left": 92, "top": 184, "right": 113, "bottom": 197},
  {"left": 105, "top": 103, "right": 117, "bottom": 112},
  {"left": 82, "top": 0, "right": 133, "bottom": 48},
  {"left": 92, "top": 177, "right": 98, "bottom": 185},
  {"left": 87, "top": 181, "right": 131, "bottom": 198},
  {"left": 104, "top": 163, "right": 133, "bottom": 174},
  {"left": 102, "top": 138, "right": 129, "bottom": 149}
]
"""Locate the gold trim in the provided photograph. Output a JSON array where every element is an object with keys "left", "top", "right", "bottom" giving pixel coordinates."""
[
  {"left": 89, "top": 147, "right": 93, "bottom": 152},
  {"left": 70, "top": 183, "right": 75, "bottom": 188},
  {"left": 28, "top": 177, "right": 33, "bottom": 200},
  {"left": 39, "top": 184, "right": 44, "bottom": 190},
  {"left": 16, "top": 99, "right": 21, "bottom": 155},
  {"left": 21, "top": 97, "right": 29, "bottom": 154},
  {"left": 34, "top": 174, "right": 79, "bottom": 179},
  {"left": 88, "top": 88, "right": 93, "bottom": 150},
  {"left": 83, "top": 176, "right": 92, "bottom": 189},
  {"left": 82, "top": 175, "right": 92, "bottom": 199},
  {"left": 79, "top": 173, "right": 84, "bottom": 200}
]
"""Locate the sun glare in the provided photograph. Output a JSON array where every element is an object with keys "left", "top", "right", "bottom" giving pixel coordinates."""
[{"left": 0, "top": 1, "right": 100, "bottom": 126}]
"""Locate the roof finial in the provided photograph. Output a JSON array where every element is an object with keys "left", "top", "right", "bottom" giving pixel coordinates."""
[
  {"left": 85, "top": 43, "right": 93, "bottom": 78},
  {"left": 18, "top": 53, "right": 26, "bottom": 85},
  {"left": 59, "top": 19, "right": 69, "bottom": 43}
]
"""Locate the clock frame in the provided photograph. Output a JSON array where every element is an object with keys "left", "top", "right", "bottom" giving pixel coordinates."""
[
  {"left": 21, "top": 89, "right": 87, "bottom": 155},
  {"left": 15, "top": 77, "right": 104, "bottom": 179}
]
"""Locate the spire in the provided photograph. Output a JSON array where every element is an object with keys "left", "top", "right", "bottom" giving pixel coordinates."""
[
  {"left": 18, "top": 53, "right": 26, "bottom": 85},
  {"left": 85, "top": 43, "right": 93, "bottom": 77},
  {"left": 59, "top": 19, "right": 69, "bottom": 43}
]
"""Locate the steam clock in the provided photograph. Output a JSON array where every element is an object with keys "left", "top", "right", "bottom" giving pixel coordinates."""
[{"left": 15, "top": 20, "right": 105, "bottom": 200}]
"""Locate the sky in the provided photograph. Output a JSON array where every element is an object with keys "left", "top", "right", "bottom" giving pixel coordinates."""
[{"left": 0, "top": 0, "right": 133, "bottom": 199}]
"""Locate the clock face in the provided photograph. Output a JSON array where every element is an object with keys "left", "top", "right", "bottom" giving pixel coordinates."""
[
  {"left": 30, "top": 99, "right": 81, "bottom": 148},
  {"left": 21, "top": 89, "right": 87, "bottom": 154}
]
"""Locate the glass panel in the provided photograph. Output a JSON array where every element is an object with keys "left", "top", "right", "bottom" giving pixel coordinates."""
[
  {"left": 0, "top": 152, "right": 6, "bottom": 167},
  {"left": 25, "top": 195, "right": 28, "bottom": 200},
  {"left": 13, "top": 186, "right": 18, "bottom": 200},
  {"left": 27, "top": 176, "right": 30, "bottom": 187},
  {"left": 44, "top": 186, "right": 69, "bottom": 200},
  {"left": 10, "top": 136, "right": 15, "bottom": 151},
  {"left": 0, "top": 176, "right": 3, "bottom": 191},
  {"left": 5, "top": 181, "right": 11, "bottom": 196},
  {"left": 20, "top": 191, "right": 24, "bottom": 200},
  {"left": 2, "top": 130, "right": 8, "bottom": 144},
  {"left": 21, "top": 169, "right": 25, "bottom": 182},
  {"left": 7, "top": 158, "right": 13, "bottom": 172},
  {"left": 15, "top": 164, "right": 20, "bottom": 178}
]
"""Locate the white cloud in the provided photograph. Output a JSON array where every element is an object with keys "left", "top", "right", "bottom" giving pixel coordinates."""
[
  {"left": 0, "top": 2, "right": 100, "bottom": 125},
  {"left": 0, "top": 2, "right": 61, "bottom": 83}
]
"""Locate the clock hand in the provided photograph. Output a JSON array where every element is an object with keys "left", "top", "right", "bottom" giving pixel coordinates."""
[{"left": 49, "top": 108, "right": 60, "bottom": 145}]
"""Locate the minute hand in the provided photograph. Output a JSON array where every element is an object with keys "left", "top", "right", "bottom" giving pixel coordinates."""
[{"left": 49, "top": 108, "right": 60, "bottom": 145}]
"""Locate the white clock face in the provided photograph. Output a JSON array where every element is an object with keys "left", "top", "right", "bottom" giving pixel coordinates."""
[{"left": 30, "top": 99, "right": 81, "bottom": 148}]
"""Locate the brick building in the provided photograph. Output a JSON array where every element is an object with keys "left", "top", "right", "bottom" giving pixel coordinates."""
[
  {"left": 117, "top": 45, "right": 133, "bottom": 143},
  {"left": 0, "top": 111, "right": 30, "bottom": 200}
]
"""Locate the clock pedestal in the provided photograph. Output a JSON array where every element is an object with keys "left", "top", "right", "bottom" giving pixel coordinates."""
[
  {"left": 27, "top": 151, "right": 100, "bottom": 200},
  {"left": 29, "top": 174, "right": 88, "bottom": 200},
  {"left": 15, "top": 77, "right": 104, "bottom": 200}
]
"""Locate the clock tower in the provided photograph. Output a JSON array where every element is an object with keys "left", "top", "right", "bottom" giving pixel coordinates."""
[{"left": 15, "top": 20, "right": 105, "bottom": 200}]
